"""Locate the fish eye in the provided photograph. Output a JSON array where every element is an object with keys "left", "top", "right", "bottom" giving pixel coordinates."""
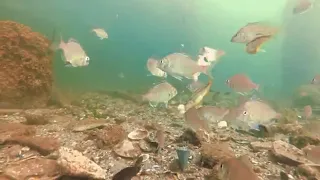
[
  {"left": 225, "top": 79, "right": 230, "bottom": 84},
  {"left": 243, "top": 111, "right": 248, "bottom": 115},
  {"left": 85, "top": 56, "right": 90, "bottom": 61}
]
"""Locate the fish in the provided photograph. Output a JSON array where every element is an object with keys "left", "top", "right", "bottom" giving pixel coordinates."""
[
  {"left": 218, "top": 156, "right": 259, "bottom": 180},
  {"left": 224, "top": 99, "right": 278, "bottom": 131},
  {"left": 146, "top": 58, "right": 167, "bottom": 78},
  {"left": 186, "top": 81, "right": 207, "bottom": 92},
  {"left": 178, "top": 76, "right": 213, "bottom": 113},
  {"left": 293, "top": 0, "right": 314, "bottom": 14},
  {"left": 184, "top": 106, "right": 210, "bottom": 131},
  {"left": 226, "top": 74, "right": 259, "bottom": 94},
  {"left": 92, "top": 28, "right": 108, "bottom": 40},
  {"left": 142, "top": 82, "right": 177, "bottom": 108},
  {"left": 197, "top": 106, "right": 230, "bottom": 123},
  {"left": 198, "top": 46, "right": 225, "bottom": 63},
  {"left": 156, "top": 128, "right": 165, "bottom": 152},
  {"left": 58, "top": 36, "right": 90, "bottom": 67},
  {"left": 311, "top": 74, "right": 320, "bottom": 84},
  {"left": 157, "top": 53, "right": 213, "bottom": 81},
  {"left": 245, "top": 36, "right": 271, "bottom": 54},
  {"left": 112, "top": 156, "right": 143, "bottom": 180},
  {"left": 231, "top": 22, "right": 278, "bottom": 43},
  {"left": 304, "top": 105, "right": 312, "bottom": 119}
]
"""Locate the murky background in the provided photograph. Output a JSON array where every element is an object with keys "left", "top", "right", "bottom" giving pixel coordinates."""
[{"left": 2, "top": 0, "right": 318, "bottom": 101}]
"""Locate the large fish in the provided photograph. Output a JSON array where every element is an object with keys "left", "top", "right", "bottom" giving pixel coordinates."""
[
  {"left": 218, "top": 156, "right": 259, "bottom": 180},
  {"left": 231, "top": 22, "right": 278, "bottom": 44},
  {"left": 226, "top": 74, "right": 259, "bottom": 94},
  {"left": 224, "top": 99, "right": 279, "bottom": 131},
  {"left": 245, "top": 36, "right": 271, "bottom": 54},
  {"left": 293, "top": 0, "right": 314, "bottom": 14},
  {"left": 178, "top": 76, "right": 213, "bottom": 113},
  {"left": 146, "top": 58, "right": 167, "bottom": 78},
  {"left": 157, "top": 53, "right": 212, "bottom": 81},
  {"left": 142, "top": 82, "right": 177, "bottom": 108},
  {"left": 197, "top": 106, "right": 230, "bottom": 123},
  {"left": 198, "top": 46, "right": 225, "bottom": 64},
  {"left": 58, "top": 36, "right": 90, "bottom": 67}
]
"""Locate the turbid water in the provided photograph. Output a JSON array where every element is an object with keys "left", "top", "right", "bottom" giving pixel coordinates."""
[{"left": 0, "top": 0, "right": 319, "bottom": 102}]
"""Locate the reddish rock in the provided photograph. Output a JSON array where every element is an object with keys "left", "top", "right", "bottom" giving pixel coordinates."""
[
  {"left": 0, "top": 175, "right": 11, "bottom": 180},
  {"left": 3, "top": 158, "right": 60, "bottom": 180},
  {"left": 6, "top": 136, "right": 60, "bottom": 155},
  {"left": 0, "top": 123, "right": 35, "bottom": 143},
  {"left": 89, "top": 124, "right": 126, "bottom": 148},
  {"left": 0, "top": 21, "right": 54, "bottom": 108}
]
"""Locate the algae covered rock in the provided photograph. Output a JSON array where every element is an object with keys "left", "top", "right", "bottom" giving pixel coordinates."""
[{"left": 0, "top": 21, "right": 53, "bottom": 108}]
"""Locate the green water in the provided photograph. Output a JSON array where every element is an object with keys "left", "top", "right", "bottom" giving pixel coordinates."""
[{"left": 1, "top": 0, "right": 319, "bottom": 102}]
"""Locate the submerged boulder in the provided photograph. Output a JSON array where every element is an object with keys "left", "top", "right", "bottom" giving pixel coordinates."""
[{"left": 0, "top": 21, "right": 53, "bottom": 108}]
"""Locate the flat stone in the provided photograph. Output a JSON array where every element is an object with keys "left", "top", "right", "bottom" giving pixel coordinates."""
[
  {"left": 3, "top": 157, "right": 60, "bottom": 180},
  {"left": 57, "top": 146, "right": 106, "bottom": 179},
  {"left": 250, "top": 141, "right": 272, "bottom": 152},
  {"left": 0, "top": 123, "right": 35, "bottom": 143},
  {"left": 6, "top": 136, "right": 60, "bottom": 155}
]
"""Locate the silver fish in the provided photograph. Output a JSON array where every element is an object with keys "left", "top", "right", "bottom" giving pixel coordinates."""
[
  {"left": 198, "top": 46, "right": 225, "bottom": 63},
  {"left": 59, "top": 37, "right": 90, "bottom": 67},
  {"left": 197, "top": 106, "right": 230, "bottom": 123},
  {"left": 231, "top": 22, "right": 278, "bottom": 43},
  {"left": 146, "top": 58, "right": 167, "bottom": 78},
  {"left": 92, "top": 28, "right": 108, "bottom": 40},
  {"left": 142, "top": 82, "right": 177, "bottom": 108},
  {"left": 224, "top": 99, "right": 278, "bottom": 131},
  {"left": 157, "top": 53, "right": 212, "bottom": 81}
]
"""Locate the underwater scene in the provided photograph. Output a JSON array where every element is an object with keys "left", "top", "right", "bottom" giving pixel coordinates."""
[{"left": 1, "top": 0, "right": 320, "bottom": 179}]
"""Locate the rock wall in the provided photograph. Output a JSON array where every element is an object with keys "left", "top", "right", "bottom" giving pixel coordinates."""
[{"left": 0, "top": 21, "right": 53, "bottom": 108}]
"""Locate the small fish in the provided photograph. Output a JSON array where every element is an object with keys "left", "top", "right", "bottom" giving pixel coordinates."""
[
  {"left": 92, "top": 28, "right": 108, "bottom": 40},
  {"left": 58, "top": 36, "right": 90, "bottom": 67},
  {"left": 146, "top": 58, "right": 167, "bottom": 78},
  {"left": 198, "top": 46, "right": 225, "bottom": 63},
  {"left": 197, "top": 106, "right": 230, "bottom": 123},
  {"left": 157, "top": 53, "right": 213, "bottom": 81},
  {"left": 142, "top": 82, "right": 177, "bottom": 108},
  {"left": 311, "top": 74, "right": 320, "bottom": 84},
  {"left": 226, "top": 74, "right": 259, "bottom": 94},
  {"left": 224, "top": 99, "right": 278, "bottom": 131},
  {"left": 112, "top": 156, "right": 143, "bottom": 180},
  {"left": 184, "top": 106, "right": 210, "bottom": 131},
  {"left": 186, "top": 81, "right": 206, "bottom": 92},
  {"left": 293, "top": 0, "right": 314, "bottom": 14},
  {"left": 218, "top": 156, "right": 259, "bottom": 180},
  {"left": 304, "top": 105, "right": 312, "bottom": 119},
  {"left": 231, "top": 22, "right": 278, "bottom": 43},
  {"left": 156, "top": 128, "right": 165, "bottom": 151},
  {"left": 179, "top": 76, "right": 213, "bottom": 113},
  {"left": 246, "top": 36, "right": 271, "bottom": 54}
]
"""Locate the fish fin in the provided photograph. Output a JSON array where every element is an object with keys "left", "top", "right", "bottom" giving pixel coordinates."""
[
  {"left": 68, "top": 38, "right": 79, "bottom": 43},
  {"left": 149, "top": 102, "right": 158, "bottom": 108},
  {"left": 171, "top": 74, "right": 183, "bottom": 81},
  {"left": 192, "top": 73, "right": 200, "bottom": 81},
  {"left": 64, "top": 62, "right": 73, "bottom": 67},
  {"left": 258, "top": 48, "right": 266, "bottom": 53},
  {"left": 100, "top": 37, "right": 104, "bottom": 40}
]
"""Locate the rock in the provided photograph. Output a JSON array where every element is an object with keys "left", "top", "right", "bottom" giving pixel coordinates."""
[
  {"left": 0, "top": 123, "right": 35, "bottom": 143},
  {"left": 57, "top": 146, "right": 106, "bottom": 179},
  {"left": 138, "top": 140, "right": 156, "bottom": 152},
  {"left": 176, "top": 128, "right": 211, "bottom": 146},
  {"left": 128, "top": 129, "right": 149, "bottom": 140},
  {"left": 0, "top": 21, "right": 54, "bottom": 108},
  {"left": 6, "top": 136, "right": 60, "bottom": 155},
  {"left": 249, "top": 141, "right": 273, "bottom": 152},
  {"left": 3, "top": 157, "right": 60, "bottom": 180},
  {"left": 217, "top": 121, "right": 227, "bottom": 128},
  {"left": 200, "top": 142, "right": 234, "bottom": 168},
  {"left": 24, "top": 109, "right": 52, "bottom": 125},
  {"left": 89, "top": 124, "right": 126, "bottom": 148},
  {"left": 303, "top": 145, "right": 320, "bottom": 164},
  {"left": 113, "top": 139, "right": 142, "bottom": 158},
  {"left": 270, "top": 140, "right": 313, "bottom": 166},
  {"left": 297, "top": 164, "right": 320, "bottom": 179},
  {"left": 289, "top": 134, "right": 320, "bottom": 149}
]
